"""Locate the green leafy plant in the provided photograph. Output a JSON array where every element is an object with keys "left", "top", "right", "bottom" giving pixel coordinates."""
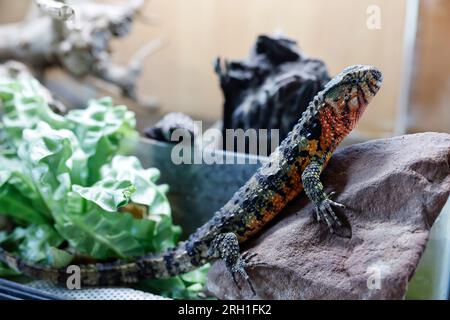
[{"left": 0, "top": 75, "right": 208, "bottom": 299}]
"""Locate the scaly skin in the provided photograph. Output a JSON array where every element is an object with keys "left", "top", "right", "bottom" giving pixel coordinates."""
[{"left": 0, "top": 65, "right": 383, "bottom": 293}]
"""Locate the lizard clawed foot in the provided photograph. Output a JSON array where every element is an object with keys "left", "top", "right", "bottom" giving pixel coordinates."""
[
  {"left": 231, "top": 258, "right": 256, "bottom": 295},
  {"left": 241, "top": 251, "right": 268, "bottom": 268},
  {"left": 241, "top": 251, "right": 257, "bottom": 262},
  {"left": 314, "top": 192, "right": 345, "bottom": 233},
  {"left": 232, "top": 251, "right": 267, "bottom": 295},
  {"left": 211, "top": 233, "right": 257, "bottom": 295}
]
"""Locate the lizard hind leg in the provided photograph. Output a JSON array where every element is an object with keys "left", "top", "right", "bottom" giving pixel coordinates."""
[{"left": 210, "top": 232, "right": 256, "bottom": 295}]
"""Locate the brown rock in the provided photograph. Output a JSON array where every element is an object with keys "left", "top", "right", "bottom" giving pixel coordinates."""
[{"left": 206, "top": 133, "right": 450, "bottom": 299}]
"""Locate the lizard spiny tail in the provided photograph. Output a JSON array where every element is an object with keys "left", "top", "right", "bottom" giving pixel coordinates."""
[{"left": 0, "top": 65, "right": 383, "bottom": 292}]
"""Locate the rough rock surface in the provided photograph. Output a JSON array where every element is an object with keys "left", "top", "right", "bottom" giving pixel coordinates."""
[{"left": 206, "top": 133, "right": 450, "bottom": 299}]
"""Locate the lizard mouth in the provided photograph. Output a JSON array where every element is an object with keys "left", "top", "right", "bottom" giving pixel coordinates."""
[{"left": 357, "top": 88, "right": 368, "bottom": 107}]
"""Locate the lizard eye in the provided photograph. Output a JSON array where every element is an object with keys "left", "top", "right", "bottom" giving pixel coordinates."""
[{"left": 350, "top": 78, "right": 358, "bottom": 85}]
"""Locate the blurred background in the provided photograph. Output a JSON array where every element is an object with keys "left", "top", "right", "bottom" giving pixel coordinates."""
[
  {"left": 0, "top": 0, "right": 448, "bottom": 139},
  {"left": 0, "top": 0, "right": 449, "bottom": 300}
]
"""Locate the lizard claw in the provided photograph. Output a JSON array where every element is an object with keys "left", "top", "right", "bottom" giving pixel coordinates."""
[
  {"left": 315, "top": 193, "right": 345, "bottom": 231},
  {"left": 231, "top": 259, "right": 256, "bottom": 295},
  {"left": 231, "top": 252, "right": 267, "bottom": 295},
  {"left": 241, "top": 251, "right": 257, "bottom": 263},
  {"left": 241, "top": 251, "right": 268, "bottom": 268},
  {"left": 214, "top": 233, "right": 258, "bottom": 295},
  {"left": 328, "top": 192, "right": 346, "bottom": 208}
]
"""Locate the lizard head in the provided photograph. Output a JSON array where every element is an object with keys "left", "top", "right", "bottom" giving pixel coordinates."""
[{"left": 321, "top": 65, "right": 383, "bottom": 132}]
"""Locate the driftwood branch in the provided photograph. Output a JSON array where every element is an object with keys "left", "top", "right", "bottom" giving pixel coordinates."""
[
  {"left": 93, "top": 36, "right": 165, "bottom": 109},
  {"left": 0, "top": 0, "right": 159, "bottom": 109},
  {"left": 35, "top": 0, "right": 75, "bottom": 21}
]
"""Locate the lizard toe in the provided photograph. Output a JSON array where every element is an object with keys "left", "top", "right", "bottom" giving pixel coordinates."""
[
  {"left": 315, "top": 197, "right": 345, "bottom": 231},
  {"left": 230, "top": 260, "right": 256, "bottom": 295},
  {"left": 242, "top": 251, "right": 268, "bottom": 268}
]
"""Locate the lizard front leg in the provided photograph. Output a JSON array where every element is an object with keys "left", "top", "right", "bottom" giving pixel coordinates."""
[
  {"left": 301, "top": 158, "right": 345, "bottom": 232},
  {"left": 209, "top": 232, "right": 255, "bottom": 294}
]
